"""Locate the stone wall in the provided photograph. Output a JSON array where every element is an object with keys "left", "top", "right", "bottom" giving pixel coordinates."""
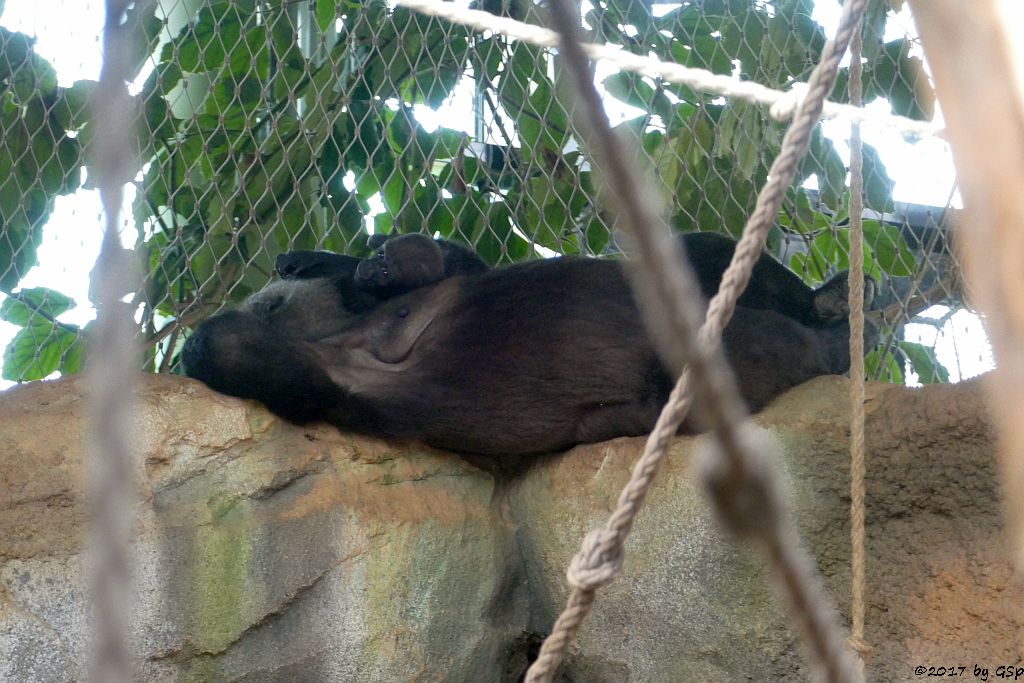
[{"left": 0, "top": 374, "right": 1019, "bottom": 681}]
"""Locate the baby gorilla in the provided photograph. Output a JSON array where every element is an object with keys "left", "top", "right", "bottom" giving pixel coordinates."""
[
  {"left": 184, "top": 233, "right": 875, "bottom": 455},
  {"left": 276, "top": 234, "right": 488, "bottom": 298},
  {"left": 357, "top": 233, "right": 489, "bottom": 296}
]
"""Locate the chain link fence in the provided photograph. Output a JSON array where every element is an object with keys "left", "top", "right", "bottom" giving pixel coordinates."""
[{"left": 0, "top": 0, "right": 985, "bottom": 388}]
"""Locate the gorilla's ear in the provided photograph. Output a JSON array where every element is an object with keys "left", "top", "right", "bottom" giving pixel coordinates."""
[
  {"left": 367, "top": 233, "right": 391, "bottom": 251},
  {"left": 275, "top": 251, "right": 362, "bottom": 280}
]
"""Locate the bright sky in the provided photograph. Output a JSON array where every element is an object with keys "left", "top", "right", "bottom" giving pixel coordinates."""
[
  {"left": 1, "top": 2, "right": 105, "bottom": 331},
  {"left": 0, "top": 0, "right": 1006, "bottom": 387}
]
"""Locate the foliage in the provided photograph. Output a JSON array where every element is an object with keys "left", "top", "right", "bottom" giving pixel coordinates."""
[
  {"left": 0, "top": 287, "right": 86, "bottom": 379},
  {"left": 0, "top": 27, "right": 91, "bottom": 379},
  {"left": 866, "top": 340, "right": 950, "bottom": 385},
  {"left": 0, "top": 0, "right": 946, "bottom": 382},
  {"left": 0, "top": 28, "right": 86, "bottom": 292}
]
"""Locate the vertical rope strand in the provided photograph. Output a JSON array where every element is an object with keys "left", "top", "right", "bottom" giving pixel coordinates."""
[
  {"left": 89, "top": 1, "right": 144, "bottom": 680},
  {"left": 522, "top": 0, "right": 870, "bottom": 681},
  {"left": 846, "top": 11, "right": 871, "bottom": 671}
]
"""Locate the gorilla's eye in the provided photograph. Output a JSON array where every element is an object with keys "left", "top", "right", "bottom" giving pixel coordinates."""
[
  {"left": 253, "top": 296, "right": 282, "bottom": 320},
  {"left": 375, "top": 251, "right": 390, "bottom": 278}
]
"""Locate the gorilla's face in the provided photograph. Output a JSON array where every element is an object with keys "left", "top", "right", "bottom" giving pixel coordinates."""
[
  {"left": 181, "top": 275, "right": 370, "bottom": 423},
  {"left": 240, "top": 278, "right": 358, "bottom": 341}
]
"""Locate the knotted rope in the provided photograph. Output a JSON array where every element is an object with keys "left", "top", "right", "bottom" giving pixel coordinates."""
[{"left": 522, "top": 0, "right": 871, "bottom": 681}]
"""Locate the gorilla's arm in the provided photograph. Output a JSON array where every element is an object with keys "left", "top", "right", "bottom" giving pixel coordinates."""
[
  {"left": 275, "top": 251, "right": 362, "bottom": 281},
  {"left": 321, "top": 278, "right": 461, "bottom": 365}
]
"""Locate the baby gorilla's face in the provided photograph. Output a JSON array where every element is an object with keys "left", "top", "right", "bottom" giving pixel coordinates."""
[
  {"left": 241, "top": 278, "right": 359, "bottom": 341},
  {"left": 355, "top": 249, "right": 394, "bottom": 289},
  {"left": 354, "top": 234, "right": 447, "bottom": 294}
]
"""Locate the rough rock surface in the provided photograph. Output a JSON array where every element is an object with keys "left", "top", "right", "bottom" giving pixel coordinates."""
[
  {"left": 511, "top": 376, "right": 1021, "bottom": 681},
  {"left": 0, "top": 373, "right": 1019, "bottom": 682},
  {"left": 0, "top": 375, "right": 528, "bottom": 682}
]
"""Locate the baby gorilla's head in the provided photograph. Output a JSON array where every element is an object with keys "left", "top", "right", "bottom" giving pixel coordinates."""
[{"left": 355, "top": 234, "right": 446, "bottom": 295}]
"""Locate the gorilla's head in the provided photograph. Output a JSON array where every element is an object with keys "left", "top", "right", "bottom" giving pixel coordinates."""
[
  {"left": 181, "top": 263, "right": 382, "bottom": 422},
  {"left": 240, "top": 277, "right": 368, "bottom": 341}
]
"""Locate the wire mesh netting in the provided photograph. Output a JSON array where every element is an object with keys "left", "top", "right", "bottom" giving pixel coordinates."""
[{"left": 0, "top": 0, "right": 989, "bottom": 388}]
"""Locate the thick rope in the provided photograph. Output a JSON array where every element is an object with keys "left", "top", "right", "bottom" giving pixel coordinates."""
[
  {"left": 515, "top": 1, "right": 871, "bottom": 682},
  {"left": 392, "top": 0, "right": 942, "bottom": 139},
  {"left": 846, "top": 16, "right": 872, "bottom": 671},
  {"left": 90, "top": 1, "right": 143, "bottom": 681}
]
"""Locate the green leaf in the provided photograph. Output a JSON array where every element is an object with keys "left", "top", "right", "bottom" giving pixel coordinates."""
[
  {"left": 228, "top": 27, "right": 271, "bottom": 80},
  {"left": 603, "top": 72, "right": 657, "bottom": 111},
  {"left": 407, "top": 25, "right": 470, "bottom": 109},
  {"left": 860, "top": 0, "right": 888, "bottom": 61},
  {"left": 381, "top": 172, "right": 406, "bottom": 215},
  {"left": 60, "top": 329, "right": 87, "bottom": 375},
  {"left": 585, "top": 215, "right": 611, "bottom": 255},
  {"left": 176, "top": 2, "right": 241, "bottom": 73},
  {"left": 692, "top": 116, "right": 714, "bottom": 161},
  {"left": 800, "top": 127, "right": 846, "bottom": 209},
  {"left": 688, "top": 34, "right": 733, "bottom": 75},
  {"left": 315, "top": 0, "right": 336, "bottom": 33},
  {"left": 52, "top": 80, "right": 95, "bottom": 131},
  {"left": 0, "top": 28, "right": 34, "bottom": 83},
  {"left": 516, "top": 79, "right": 570, "bottom": 154},
  {"left": 866, "top": 39, "right": 935, "bottom": 121},
  {"left": 866, "top": 346, "right": 904, "bottom": 384},
  {"left": 501, "top": 42, "right": 546, "bottom": 112},
  {"left": 862, "top": 143, "right": 895, "bottom": 213},
  {"left": 3, "top": 321, "right": 58, "bottom": 381},
  {"left": 1, "top": 288, "right": 76, "bottom": 325},
  {"left": 2, "top": 319, "right": 82, "bottom": 382},
  {"left": 473, "top": 201, "right": 527, "bottom": 265},
  {"left": 808, "top": 231, "right": 841, "bottom": 279},
  {"left": 733, "top": 102, "right": 763, "bottom": 179},
  {"left": 720, "top": 4, "right": 768, "bottom": 78},
  {"left": 478, "top": 37, "right": 503, "bottom": 82},
  {"left": 434, "top": 128, "right": 466, "bottom": 159},
  {"left": 665, "top": 103, "right": 697, "bottom": 136},
  {"left": 782, "top": 188, "right": 817, "bottom": 231},
  {"left": 0, "top": 195, "right": 48, "bottom": 294},
  {"left": 898, "top": 340, "right": 950, "bottom": 384},
  {"left": 123, "top": 1, "right": 164, "bottom": 80},
  {"left": 374, "top": 213, "right": 394, "bottom": 236},
  {"left": 862, "top": 220, "right": 915, "bottom": 276}
]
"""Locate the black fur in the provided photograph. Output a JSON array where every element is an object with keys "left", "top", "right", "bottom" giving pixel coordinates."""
[
  {"left": 275, "top": 251, "right": 362, "bottom": 283},
  {"left": 355, "top": 234, "right": 489, "bottom": 296},
  {"left": 275, "top": 235, "right": 488, "bottom": 299},
  {"left": 184, "top": 233, "right": 876, "bottom": 455}
]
